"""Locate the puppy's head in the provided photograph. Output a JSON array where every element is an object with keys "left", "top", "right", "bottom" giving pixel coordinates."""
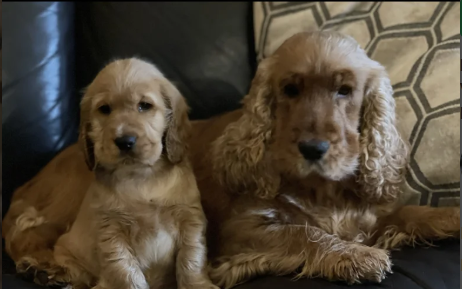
[
  {"left": 214, "top": 31, "right": 408, "bottom": 201},
  {"left": 79, "top": 58, "right": 190, "bottom": 172}
]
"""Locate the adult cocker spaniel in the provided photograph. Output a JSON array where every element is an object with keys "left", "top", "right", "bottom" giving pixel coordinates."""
[{"left": 190, "top": 31, "right": 460, "bottom": 288}]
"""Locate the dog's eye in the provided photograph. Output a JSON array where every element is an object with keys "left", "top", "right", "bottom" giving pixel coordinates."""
[
  {"left": 98, "top": 105, "right": 111, "bottom": 115},
  {"left": 283, "top": 84, "right": 300, "bottom": 98},
  {"left": 138, "top": 102, "right": 153, "bottom": 112},
  {"left": 337, "top": 85, "right": 352, "bottom": 98}
]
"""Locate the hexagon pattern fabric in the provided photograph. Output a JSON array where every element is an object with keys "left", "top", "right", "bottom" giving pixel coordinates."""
[{"left": 253, "top": 2, "right": 460, "bottom": 207}]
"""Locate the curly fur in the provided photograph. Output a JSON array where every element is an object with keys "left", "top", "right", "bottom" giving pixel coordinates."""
[
  {"left": 213, "top": 31, "right": 408, "bottom": 203},
  {"left": 357, "top": 69, "right": 409, "bottom": 203},
  {"left": 192, "top": 31, "right": 459, "bottom": 288},
  {"left": 212, "top": 58, "right": 280, "bottom": 199}
]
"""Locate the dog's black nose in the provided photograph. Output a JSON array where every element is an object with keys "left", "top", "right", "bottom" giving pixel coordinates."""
[
  {"left": 114, "top": 135, "right": 137, "bottom": 151},
  {"left": 298, "top": 140, "right": 330, "bottom": 161}
]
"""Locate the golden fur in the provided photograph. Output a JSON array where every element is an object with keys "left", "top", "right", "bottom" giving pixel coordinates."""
[
  {"left": 4, "top": 58, "right": 217, "bottom": 289},
  {"left": 192, "top": 31, "right": 460, "bottom": 288},
  {"left": 2, "top": 32, "right": 460, "bottom": 289}
]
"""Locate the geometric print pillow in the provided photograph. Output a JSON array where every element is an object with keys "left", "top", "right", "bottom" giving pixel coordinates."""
[{"left": 253, "top": 2, "right": 460, "bottom": 206}]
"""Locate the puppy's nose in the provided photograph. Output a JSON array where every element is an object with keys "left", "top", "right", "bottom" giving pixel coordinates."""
[
  {"left": 114, "top": 135, "right": 137, "bottom": 151},
  {"left": 298, "top": 140, "right": 330, "bottom": 161}
]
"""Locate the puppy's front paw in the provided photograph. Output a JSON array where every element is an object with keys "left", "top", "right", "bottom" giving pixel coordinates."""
[{"left": 330, "top": 245, "right": 392, "bottom": 284}]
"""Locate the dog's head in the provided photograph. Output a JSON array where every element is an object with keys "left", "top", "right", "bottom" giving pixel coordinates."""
[
  {"left": 79, "top": 58, "right": 190, "bottom": 172},
  {"left": 213, "top": 31, "right": 408, "bottom": 202}
]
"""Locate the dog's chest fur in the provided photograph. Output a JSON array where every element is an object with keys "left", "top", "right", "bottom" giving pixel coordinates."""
[
  {"left": 127, "top": 205, "right": 179, "bottom": 286},
  {"left": 241, "top": 176, "right": 379, "bottom": 244},
  {"left": 91, "top": 166, "right": 195, "bottom": 287},
  {"left": 279, "top": 177, "right": 378, "bottom": 242}
]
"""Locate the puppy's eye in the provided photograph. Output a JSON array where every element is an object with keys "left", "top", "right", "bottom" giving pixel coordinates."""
[
  {"left": 337, "top": 85, "right": 352, "bottom": 98},
  {"left": 98, "top": 105, "right": 111, "bottom": 115},
  {"left": 138, "top": 102, "right": 153, "bottom": 112},
  {"left": 283, "top": 84, "right": 300, "bottom": 98}
]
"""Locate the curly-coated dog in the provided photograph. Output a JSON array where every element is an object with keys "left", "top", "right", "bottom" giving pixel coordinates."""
[{"left": 191, "top": 31, "right": 460, "bottom": 288}]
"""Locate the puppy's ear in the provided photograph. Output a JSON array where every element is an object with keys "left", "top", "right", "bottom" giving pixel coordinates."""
[
  {"left": 78, "top": 91, "right": 97, "bottom": 171},
  {"left": 212, "top": 58, "right": 280, "bottom": 199},
  {"left": 358, "top": 65, "right": 408, "bottom": 203},
  {"left": 160, "top": 80, "right": 191, "bottom": 164}
]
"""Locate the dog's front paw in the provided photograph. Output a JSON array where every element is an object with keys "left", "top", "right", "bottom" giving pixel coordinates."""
[
  {"left": 16, "top": 256, "right": 70, "bottom": 287},
  {"left": 209, "top": 255, "right": 257, "bottom": 289},
  {"left": 208, "top": 256, "right": 236, "bottom": 289},
  {"left": 179, "top": 278, "right": 220, "bottom": 289},
  {"left": 180, "top": 284, "right": 219, "bottom": 289},
  {"left": 329, "top": 245, "right": 392, "bottom": 284},
  {"left": 439, "top": 206, "right": 460, "bottom": 237}
]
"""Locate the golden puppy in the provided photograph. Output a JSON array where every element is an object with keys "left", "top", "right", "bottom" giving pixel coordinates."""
[{"left": 13, "top": 58, "right": 217, "bottom": 289}]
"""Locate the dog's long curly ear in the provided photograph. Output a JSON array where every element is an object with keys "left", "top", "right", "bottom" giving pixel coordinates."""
[
  {"left": 211, "top": 58, "right": 280, "bottom": 199},
  {"left": 161, "top": 80, "right": 191, "bottom": 164},
  {"left": 358, "top": 65, "right": 408, "bottom": 203},
  {"left": 78, "top": 91, "right": 97, "bottom": 171}
]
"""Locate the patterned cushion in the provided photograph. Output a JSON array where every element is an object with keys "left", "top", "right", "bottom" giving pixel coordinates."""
[{"left": 253, "top": 2, "right": 460, "bottom": 207}]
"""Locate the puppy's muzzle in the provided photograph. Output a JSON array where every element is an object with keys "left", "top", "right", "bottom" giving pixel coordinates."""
[
  {"left": 298, "top": 139, "right": 330, "bottom": 161},
  {"left": 114, "top": 135, "right": 137, "bottom": 152}
]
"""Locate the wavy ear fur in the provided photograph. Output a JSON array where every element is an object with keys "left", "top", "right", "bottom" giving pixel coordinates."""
[
  {"left": 211, "top": 59, "right": 280, "bottom": 199},
  {"left": 358, "top": 65, "right": 409, "bottom": 203},
  {"left": 160, "top": 80, "right": 191, "bottom": 164},
  {"left": 78, "top": 90, "right": 97, "bottom": 171}
]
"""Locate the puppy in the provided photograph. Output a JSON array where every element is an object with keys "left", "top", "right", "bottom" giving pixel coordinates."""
[{"left": 32, "top": 58, "right": 217, "bottom": 289}]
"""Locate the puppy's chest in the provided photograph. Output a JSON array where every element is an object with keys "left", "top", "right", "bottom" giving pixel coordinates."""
[{"left": 129, "top": 207, "right": 179, "bottom": 269}]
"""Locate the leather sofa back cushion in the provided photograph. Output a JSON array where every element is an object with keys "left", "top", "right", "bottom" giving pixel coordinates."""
[
  {"left": 75, "top": 2, "right": 256, "bottom": 120},
  {"left": 3, "top": 3, "right": 77, "bottom": 213},
  {"left": 2, "top": 2, "right": 255, "bottom": 214}
]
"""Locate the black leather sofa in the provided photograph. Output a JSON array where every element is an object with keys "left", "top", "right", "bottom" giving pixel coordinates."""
[{"left": 2, "top": 3, "right": 459, "bottom": 289}]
